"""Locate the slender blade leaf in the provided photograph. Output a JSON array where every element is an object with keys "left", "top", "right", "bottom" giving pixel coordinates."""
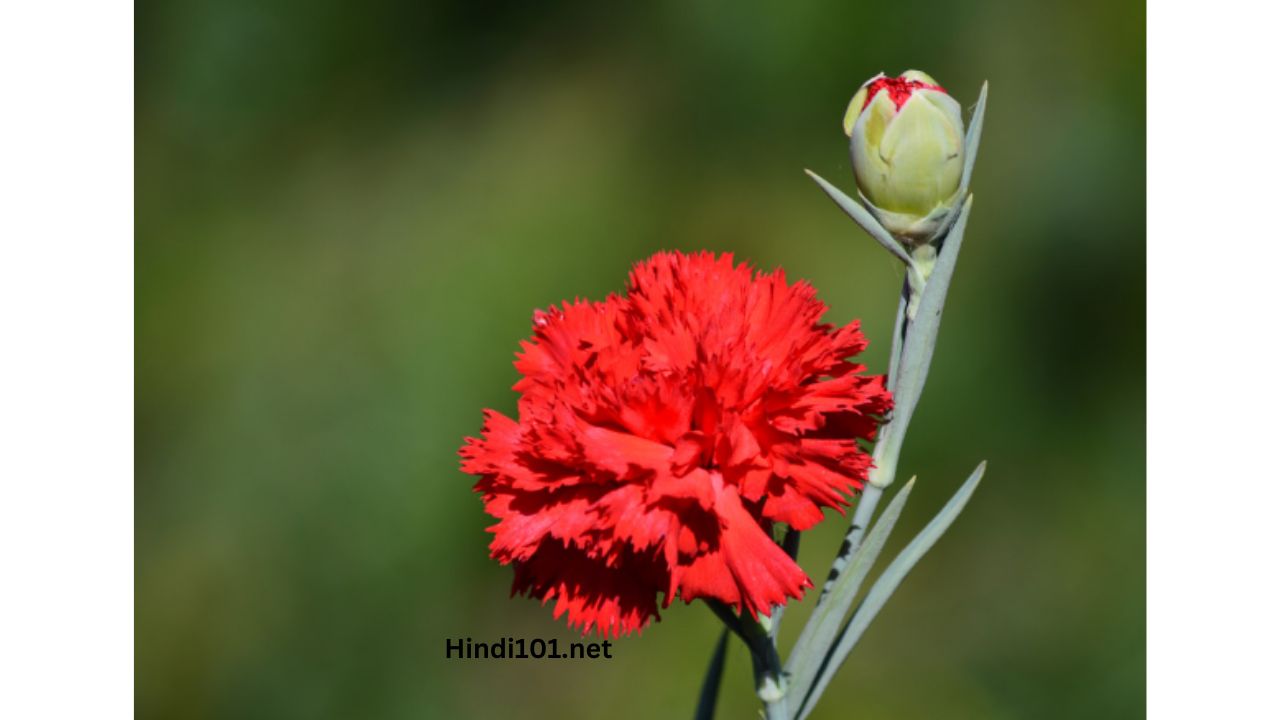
[
  {"left": 804, "top": 169, "right": 914, "bottom": 266},
  {"left": 784, "top": 478, "right": 916, "bottom": 711},
  {"left": 961, "top": 81, "right": 988, "bottom": 193},
  {"left": 796, "top": 462, "right": 986, "bottom": 720},
  {"left": 693, "top": 629, "right": 730, "bottom": 720},
  {"left": 881, "top": 195, "right": 973, "bottom": 456}
]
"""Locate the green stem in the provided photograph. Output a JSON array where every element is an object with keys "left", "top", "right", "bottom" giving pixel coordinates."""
[
  {"left": 790, "top": 195, "right": 976, "bottom": 718},
  {"left": 769, "top": 528, "right": 802, "bottom": 641},
  {"left": 782, "top": 277, "right": 914, "bottom": 703},
  {"left": 743, "top": 618, "right": 789, "bottom": 720},
  {"left": 703, "top": 602, "right": 789, "bottom": 720},
  {"left": 810, "top": 275, "right": 914, "bottom": 610},
  {"left": 786, "top": 82, "right": 985, "bottom": 716}
]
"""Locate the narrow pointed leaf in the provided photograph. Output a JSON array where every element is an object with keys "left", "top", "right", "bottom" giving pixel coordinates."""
[
  {"left": 693, "top": 629, "right": 730, "bottom": 720},
  {"left": 785, "top": 478, "right": 915, "bottom": 710},
  {"left": 878, "top": 195, "right": 972, "bottom": 460},
  {"left": 804, "top": 169, "right": 914, "bottom": 266},
  {"left": 796, "top": 462, "right": 986, "bottom": 720},
  {"left": 961, "top": 82, "right": 987, "bottom": 193}
]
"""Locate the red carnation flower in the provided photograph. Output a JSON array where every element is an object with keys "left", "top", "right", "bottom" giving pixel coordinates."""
[{"left": 459, "top": 251, "right": 892, "bottom": 637}]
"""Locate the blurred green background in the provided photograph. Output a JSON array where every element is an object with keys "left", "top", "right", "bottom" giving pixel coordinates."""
[{"left": 137, "top": 1, "right": 1144, "bottom": 717}]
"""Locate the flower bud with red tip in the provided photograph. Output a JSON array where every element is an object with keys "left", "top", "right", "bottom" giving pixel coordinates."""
[{"left": 844, "top": 70, "right": 965, "bottom": 244}]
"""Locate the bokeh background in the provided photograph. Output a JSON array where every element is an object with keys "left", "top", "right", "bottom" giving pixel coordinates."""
[{"left": 137, "top": 1, "right": 1145, "bottom": 718}]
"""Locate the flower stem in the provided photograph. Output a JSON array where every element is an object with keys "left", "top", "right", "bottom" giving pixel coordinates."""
[
  {"left": 743, "top": 617, "right": 789, "bottom": 720},
  {"left": 783, "top": 273, "right": 917, "bottom": 703},
  {"left": 768, "top": 528, "right": 802, "bottom": 641},
  {"left": 703, "top": 601, "right": 789, "bottom": 720},
  {"left": 789, "top": 194, "right": 976, "bottom": 717},
  {"left": 811, "top": 276, "right": 912, "bottom": 608}
]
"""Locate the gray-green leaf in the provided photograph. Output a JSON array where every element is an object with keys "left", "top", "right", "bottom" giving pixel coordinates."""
[
  {"left": 875, "top": 194, "right": 973, "bottom": 468},
  {"left": 693, "top": 629, "right": 730, "bottom": 720},
  {"left": 961, "top": 81, "right": 988, "bottom": 194},
  {"left": 785, "top": 478, "right": 916, "bottom": 714},
  {"left": 804, "top": 169, "right": 915, "bottom": 267},
  {"left": 795, "top": 461, "right": 986, "bottom": 720}
]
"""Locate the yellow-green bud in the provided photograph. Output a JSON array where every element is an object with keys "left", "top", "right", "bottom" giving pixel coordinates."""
[{"left": 844, "top": 71, "right": 965, "bottom": 244}]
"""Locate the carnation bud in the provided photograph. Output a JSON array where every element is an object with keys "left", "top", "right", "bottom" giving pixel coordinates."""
[{"left": 844, "top": 70, "right": 965, "bottom": 244}]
